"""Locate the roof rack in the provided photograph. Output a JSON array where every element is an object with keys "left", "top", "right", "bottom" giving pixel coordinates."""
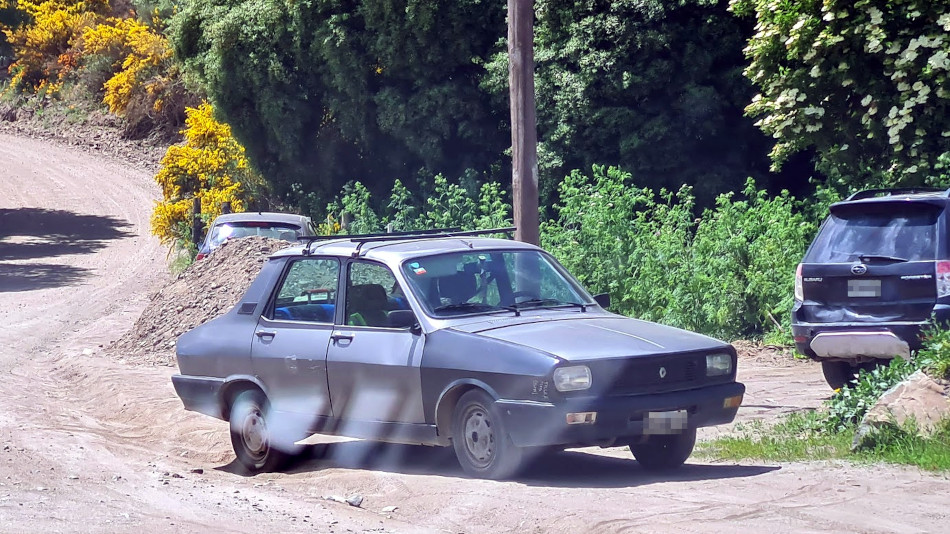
[
  {"left": 296, "top": 227, "right": 462, "bottom": 247},
  {"left": 297, "top": 227, "right": 518, "bottom": 256},
  {"left": 845, "top": 187, "right": 950, "bottom": 201}
]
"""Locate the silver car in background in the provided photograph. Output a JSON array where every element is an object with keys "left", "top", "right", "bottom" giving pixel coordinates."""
[{"left": 196, "top": 212, "right": 315, "bottom": 260}]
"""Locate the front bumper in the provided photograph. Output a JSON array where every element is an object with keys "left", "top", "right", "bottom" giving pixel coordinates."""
[{"left": 497, "top": 382, "right": 745, "bottom": 448}]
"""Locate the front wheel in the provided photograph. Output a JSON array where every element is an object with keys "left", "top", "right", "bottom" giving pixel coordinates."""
[
  {"left": 229, "top": 389, "right": 291, "bottom": 474},
  {"left": 628, "top": 428, "right": 696, "bottom": 472},
  {"left": 451, "top": 390, "right": 523, "bottom": 480}
]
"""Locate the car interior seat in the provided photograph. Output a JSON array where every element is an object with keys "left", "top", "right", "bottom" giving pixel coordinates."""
[
  {"left": 346, "top": 283, "right": 390, "bottom": 327},
  {"left": 437, "top": 271, "right": 478, "bottom": 305}
]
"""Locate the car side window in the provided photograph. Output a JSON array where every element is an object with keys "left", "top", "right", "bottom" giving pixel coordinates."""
[
  {"left": 269, "top": 258, "right": 340, "bottom": 323},
  {"left": 345, "top": 262, "right": 409, "bottom": 327}
]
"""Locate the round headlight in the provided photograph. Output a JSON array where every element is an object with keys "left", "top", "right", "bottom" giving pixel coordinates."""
[{"left": 553, "top": 365, "right": 592, "bottom": 392}]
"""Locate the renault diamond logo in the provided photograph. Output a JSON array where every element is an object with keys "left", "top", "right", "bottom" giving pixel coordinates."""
[
  {"left": 851, "top": 264, "right": 868, "bottom": 275},
  {"left": 659, "top": 367, "right": 667, "bottom": 379}
]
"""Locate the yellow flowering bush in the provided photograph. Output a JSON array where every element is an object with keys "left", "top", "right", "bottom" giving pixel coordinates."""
[
  {"left": 2, "top": 0, "right": 106, "bottom": 93},
  {"left": 81, "top": 16, "right": 172, "bottom": 115},
  {"left": 151, "top": 102, "right": 266, "bottom": 246}
]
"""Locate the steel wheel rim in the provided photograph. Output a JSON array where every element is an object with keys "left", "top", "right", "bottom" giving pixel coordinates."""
[
  {"left": 241, "top": 408, "right": 268, "bottom": 460},
  {"left": 462, "top": 405, "right": 494, "bottom": 468}
]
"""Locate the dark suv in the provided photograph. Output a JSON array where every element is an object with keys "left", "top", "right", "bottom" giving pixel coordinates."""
[{"left": 792, "top": 187, "right": 950, "bottom": 389}]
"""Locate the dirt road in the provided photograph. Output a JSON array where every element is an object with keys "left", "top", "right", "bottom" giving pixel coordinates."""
[{"left": 1, "top": 132, "right": 948, "bottom": 533}]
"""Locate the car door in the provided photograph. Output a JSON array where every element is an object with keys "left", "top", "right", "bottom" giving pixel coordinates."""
[
  {"left": 326, "top": 260, "right": 425, "bottom": 426},
  {"left": 252, "top": 256, "right": 340, "bottom": 419}
]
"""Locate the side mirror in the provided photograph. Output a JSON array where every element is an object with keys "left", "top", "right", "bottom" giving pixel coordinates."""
[
  {"left": 389, "top": 309, "right": 419, "bottom": 330},
  {"left": 593, "top": 293, "right": 610, "bottom": 310}
]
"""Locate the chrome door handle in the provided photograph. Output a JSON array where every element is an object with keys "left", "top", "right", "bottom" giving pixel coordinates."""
[{"left": 255, "top": 330, "right": 276, "bottom": 339}]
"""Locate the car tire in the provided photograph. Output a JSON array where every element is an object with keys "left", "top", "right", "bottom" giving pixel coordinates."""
[
  {"left": 821, "top": 360, "right": 862, "bottom": 390},
  {"left": 229, "top": 389, "right": 291, "bottom": 474},
  {"left": 628, "top": 428, "right": 696, "bottom": 472},
  {"left": 451, "top": 390, "right": 524, "bottom": 480}
]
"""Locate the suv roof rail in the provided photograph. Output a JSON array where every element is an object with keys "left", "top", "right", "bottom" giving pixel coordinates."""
[
  {"left": 845, "top": 187, "right": 950, "bottom": 201},
  {"left": 297, "top": 227, "right": 518, "bottom": 255}
]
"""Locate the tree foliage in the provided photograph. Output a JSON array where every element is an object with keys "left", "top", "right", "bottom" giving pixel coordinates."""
[
  {"left": 731, "top": 0, "right": 950, "bottom": 185},
  {"left": 170, "top": 0, "right": 508, "bottom": 203},
  {"left": 482, "top": 0, "right": 775, "bottom": 203}
]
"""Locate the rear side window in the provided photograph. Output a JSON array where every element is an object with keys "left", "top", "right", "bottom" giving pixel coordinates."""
[
  {"left": 806, "top": 205, "right": 940, "bottom": 262},
  {"left": 269, "top": 258, "right": 340, "bottom": 323}
]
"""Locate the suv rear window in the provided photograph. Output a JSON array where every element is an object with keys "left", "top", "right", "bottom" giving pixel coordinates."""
[
  {"left": 805, "top": 204, "right": 940, "bottom": 263},
  {"left": 208, "top": 222, "right": 302, "bottom": 248}
]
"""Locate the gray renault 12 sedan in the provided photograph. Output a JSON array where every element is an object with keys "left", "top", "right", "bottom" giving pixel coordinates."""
[{"left": 172, "top": 229, "right": 745, "bottom": 479}]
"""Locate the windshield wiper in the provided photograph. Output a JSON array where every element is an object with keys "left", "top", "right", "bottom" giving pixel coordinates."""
[
  {"left": 433, "top": 302, "right": 520, "bottom": 316},
  {"left": 511, "top": 298, "right": 589, "bottom": 312},
  {"left": 859, "top": 254, "right": 908, "bottom": 263}
]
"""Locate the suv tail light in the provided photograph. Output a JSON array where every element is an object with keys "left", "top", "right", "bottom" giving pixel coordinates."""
[
  {"left": 794, "top": 263, "right": 804, "bottom": 301},
  {"left": 937, "top": 261, "right": 950, "bottom": 298},
  {"left": 196, "top": 253, "right": 206, "bottom": 261}
]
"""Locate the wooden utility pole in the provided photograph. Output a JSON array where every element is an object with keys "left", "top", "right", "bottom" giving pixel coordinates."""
[{"left": 508, "top": 0, "right": 539, "bottom": 245}]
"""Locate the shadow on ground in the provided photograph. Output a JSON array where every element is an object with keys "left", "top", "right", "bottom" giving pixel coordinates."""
[
  {"left": 218, "top": 440, "right": 779, "bottom": 489},
  {"left": 0, "top": 263, "right": 93, "bottom": 291},
  {"left": 0, "top": 208, "right": 134, "bottom": 291}
]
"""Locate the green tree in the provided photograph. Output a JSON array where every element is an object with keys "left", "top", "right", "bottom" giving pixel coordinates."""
[
  {"left": 731, "top": 0, "right": 950, "bottom": 186},
  {"left": 170, "top": 0, "right": 508, "bottom": 203},
  {"left": 483, "top": 0, "right": 775, "bottom": 204}
]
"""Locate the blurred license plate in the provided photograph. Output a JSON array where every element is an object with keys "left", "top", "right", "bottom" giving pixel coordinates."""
[
  {"left": 644, "top": 410, "right": 688, "bottom": 434},
  {"left": 848, "top": 279, "right": 881, "bottom": 297}
]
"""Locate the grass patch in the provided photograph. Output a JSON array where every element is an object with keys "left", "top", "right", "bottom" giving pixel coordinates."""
[
  {"left": 698, "top": 411, "right": 950, "bottom": 472},
  {"left": 697, "top": 411, "right": 851, "bottom": 463},
  {"left": 852, "top": 420, "right": 950, "bottom": 471}
]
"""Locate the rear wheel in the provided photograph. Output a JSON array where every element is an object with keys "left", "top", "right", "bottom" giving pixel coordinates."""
[
  {"left": 822, "top": 360, "right": 883, "bottom": 389},
  {"left": 628, "top": 429, "right": 696, "bottom": 472},
  {"left": 821, "top": 361, "right": 863, "bottom": 390},
  {"left": 229, "top": 389, "right": 291, "bottom": 474},
  {"left": 451, "top": 390, "right": 523, "bottom": 480}
]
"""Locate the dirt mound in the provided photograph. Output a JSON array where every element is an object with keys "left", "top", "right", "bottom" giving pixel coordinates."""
[
  {"left": 111, "top": 236, "right": 292, "bottom": 365},
  {"left": 732, "top": 339, "right": 804, "bottom": 367}
]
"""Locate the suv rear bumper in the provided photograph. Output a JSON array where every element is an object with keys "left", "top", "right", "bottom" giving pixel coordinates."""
[{"left": 791, "top": 304, "right": 950, "bottom": 361}]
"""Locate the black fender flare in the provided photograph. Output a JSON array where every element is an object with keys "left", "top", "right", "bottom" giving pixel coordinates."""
[{"left": 433, "top": 378, "right": 502, "bottom": 442}]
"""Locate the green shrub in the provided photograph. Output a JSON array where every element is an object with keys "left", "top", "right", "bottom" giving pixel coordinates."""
[
  {"left": 917, "top": 323, "right": 950, "bottom": 381},
  {"left": 541, "top": 166, "right": 814, "bottom": 340},
  {"left": 321, "top": 173, "right": 512, "bottom": 236},
  {"left": 824, "top": 358, "right": 918, "bottom": 433}
]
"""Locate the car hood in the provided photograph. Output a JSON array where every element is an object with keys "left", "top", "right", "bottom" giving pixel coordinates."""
[{"left": 449, "top": 313, "right": 729, "bottom": 361}]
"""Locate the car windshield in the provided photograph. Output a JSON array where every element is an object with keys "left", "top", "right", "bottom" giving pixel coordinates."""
[
  {"left": 806, "top": 204, "right": 940, "bottom": 263},
  {"left": 401, "top": 249, "right": 591, "bottom": 318},
  {"left": 208, "top": 222, "right": 302, "bottom": 248}
]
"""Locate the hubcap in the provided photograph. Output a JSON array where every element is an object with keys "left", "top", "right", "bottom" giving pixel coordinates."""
[
  {"left": 242, "top": 409, "right": 267, "bottom": 457},
  {"left": 463, "top": 407, "right": 494, "bottom": 467}
]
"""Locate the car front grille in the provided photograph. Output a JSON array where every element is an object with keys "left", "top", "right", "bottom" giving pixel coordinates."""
[{"left": 589, "top": 353, "right": 707, "bottom": 396}]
